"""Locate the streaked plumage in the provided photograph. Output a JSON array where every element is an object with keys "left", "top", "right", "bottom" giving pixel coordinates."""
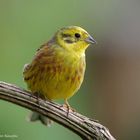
[{"left": 23, "top": 26, "right": 96, "bottom": 125}]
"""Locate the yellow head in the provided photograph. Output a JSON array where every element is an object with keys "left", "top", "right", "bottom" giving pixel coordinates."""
[{"left": 55, "top": 26, "right": 96, "bottom": 54}]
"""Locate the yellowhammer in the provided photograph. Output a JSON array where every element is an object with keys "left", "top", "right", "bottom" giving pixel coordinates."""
[{"left": 23, "top": 26, "right": 96, "bottom": 125}]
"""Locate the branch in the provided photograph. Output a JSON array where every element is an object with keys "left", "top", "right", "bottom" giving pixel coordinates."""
[{"left": 0, "top": 81, "right": 116, "bottom": 140}]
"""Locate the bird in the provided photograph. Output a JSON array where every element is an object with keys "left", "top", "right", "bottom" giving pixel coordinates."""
[{"left": 23, "top": 26, "right": 96, "bottom": 126}]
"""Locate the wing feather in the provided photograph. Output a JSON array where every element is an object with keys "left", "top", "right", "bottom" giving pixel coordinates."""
[{"left": 23, "top": 44, "right": 64, "bottom": 92}]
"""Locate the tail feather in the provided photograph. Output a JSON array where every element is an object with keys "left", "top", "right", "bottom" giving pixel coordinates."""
[{"left": 27, "top": 111, "right": 53, "bottom": 127}]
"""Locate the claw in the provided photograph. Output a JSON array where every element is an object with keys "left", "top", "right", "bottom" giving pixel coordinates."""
[
  {"left": 61, "top": 100, "right": 76, "bottom": 116},
  {"left": 33, "top": 92, "right": 44, "bottom": 106}
]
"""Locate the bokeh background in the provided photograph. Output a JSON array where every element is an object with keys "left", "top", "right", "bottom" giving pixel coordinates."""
[{"left": 0, "top": 0, "right": 140, "bottom": 139}]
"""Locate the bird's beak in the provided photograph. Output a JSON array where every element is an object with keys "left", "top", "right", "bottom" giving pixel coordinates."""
[{"left": 85, "top": 35, "right": 97, "bottom": 44}]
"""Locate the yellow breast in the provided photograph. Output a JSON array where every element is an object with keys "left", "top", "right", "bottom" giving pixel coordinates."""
[
  {"left": 44, "top": 56, "right": 86, "bottom": 100},
  {"left": 23, "top": 47, "right": 86, "bottom": 100}
]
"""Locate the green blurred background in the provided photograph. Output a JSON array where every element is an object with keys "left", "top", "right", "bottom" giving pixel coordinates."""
[{"left": 0, "top": 0, "right": 140, "bottom": 139}]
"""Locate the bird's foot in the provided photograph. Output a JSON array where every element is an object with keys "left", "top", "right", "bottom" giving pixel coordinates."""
[
  {"left": 33, "top": 92, "right": 44, "bottom": 106},
  {"left": 61, "top": 100, "right": 76, "bottom": 116}
]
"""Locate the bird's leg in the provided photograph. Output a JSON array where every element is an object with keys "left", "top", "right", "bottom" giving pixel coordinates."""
[
  {"left": 64, "top": 99, "right": 70, "bottom": 109},
  {"left": 33, "top": 92, "right": 44, "bottom": 106},
  {"left": 61, "top": 99, "right": 75, "bottom": 116}
]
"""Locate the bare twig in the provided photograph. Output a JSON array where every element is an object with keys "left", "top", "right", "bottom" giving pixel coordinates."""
[{"left": 0, "top": 81, "right": 116, "bottom": 140}]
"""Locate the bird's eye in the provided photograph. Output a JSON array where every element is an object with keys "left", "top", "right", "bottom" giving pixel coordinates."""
[{"left": 75, "top": 33, "right": 81, "bottom": 38}]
